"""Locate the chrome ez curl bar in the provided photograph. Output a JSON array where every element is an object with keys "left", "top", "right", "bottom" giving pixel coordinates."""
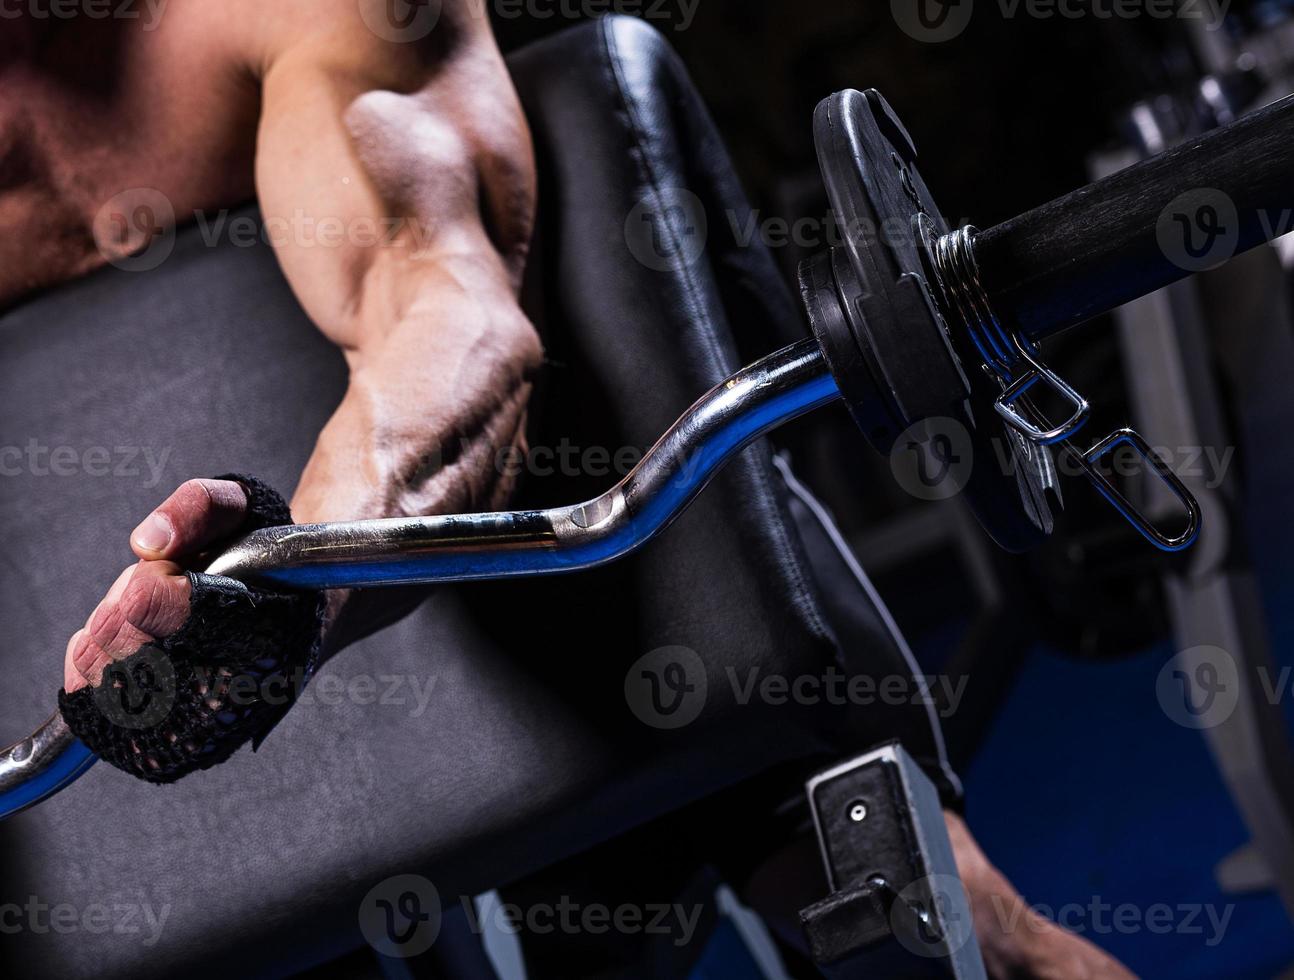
[{"left": 5, "top": 88, "right": 1292, "bottom": 819}]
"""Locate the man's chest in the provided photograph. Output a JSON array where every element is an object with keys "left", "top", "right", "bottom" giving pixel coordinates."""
[{"left": 0, "top": 60, "right": 259, "bottom": 312}]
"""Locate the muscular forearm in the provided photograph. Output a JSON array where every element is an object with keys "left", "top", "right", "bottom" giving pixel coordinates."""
[
  {"left": 288, "top": 253, "right": 541, "bottom": 643},
  {"left": 292, "top": 253, "right": 540, "bottom": 521}
]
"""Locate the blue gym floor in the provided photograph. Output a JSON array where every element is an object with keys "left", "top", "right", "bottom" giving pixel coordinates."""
[{"left": 962, "top": 640, "right": 1294, "bottom": 978}]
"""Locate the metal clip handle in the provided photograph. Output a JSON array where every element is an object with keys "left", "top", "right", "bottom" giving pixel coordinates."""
[
  {"left": 994, "top": 349, "right": 1091, "bottom": 446},
  {"left": 929, "top": 223, "right": 1201, "bottom": 551},
  {"left": 1067, "top": 428, "right": 1202, "bottom": 552},
  {"left": 932, "top": 224, "right": 1089, "bottom": 446}
]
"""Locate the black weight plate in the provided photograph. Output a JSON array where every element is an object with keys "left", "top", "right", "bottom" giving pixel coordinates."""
[
  {"left": 813, "top": 88, "right": 968, "bottom": 440},
  {"left": 809, "top": 89, "right": 1055, "bottom": 551}
]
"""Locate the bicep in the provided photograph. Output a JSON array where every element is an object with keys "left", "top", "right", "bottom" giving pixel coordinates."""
[{"left": 252, "top": 15, "right": 532, "bottom": 349}]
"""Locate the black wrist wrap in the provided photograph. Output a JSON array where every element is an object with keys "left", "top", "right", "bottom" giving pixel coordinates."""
[{"left": 57, "top": 475, "right": 326, "bottom": 784}]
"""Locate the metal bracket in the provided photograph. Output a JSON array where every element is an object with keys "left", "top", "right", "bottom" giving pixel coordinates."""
[{"left": 798, "top": 743, "right": 987, "bottom": 979}]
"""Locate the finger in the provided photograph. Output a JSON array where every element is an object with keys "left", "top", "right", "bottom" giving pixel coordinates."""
[
  {"left": 86, "top": 562, "right": 190, "bottom": 659},
  {"left": 67, "top": 629, "right": 112, "bottom": 692},
  {"left": 118, "top": 561, "right": 191, "bottom": 637},
  {"left": 131, "top": 479, "right": 249, "bottom": 560},
  {"left": 65, "top": 629, "right": 91, "bottom": 693},
  {"left": 82, "top": 565, "right": 150, "bottom": 659}
]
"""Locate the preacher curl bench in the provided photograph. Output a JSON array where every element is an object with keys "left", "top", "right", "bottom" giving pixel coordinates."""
[{"left": 2, "top": 14, "right": 1293, "bottom": 979}]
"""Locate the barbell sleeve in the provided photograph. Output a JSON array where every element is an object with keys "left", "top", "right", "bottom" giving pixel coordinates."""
[{"left": 972, "top": 93, "right": 1294, "bottom": 342}]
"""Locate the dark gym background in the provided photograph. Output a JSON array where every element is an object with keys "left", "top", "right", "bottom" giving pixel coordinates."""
[
  {"left": 494, "top": 5, "right": 1294, "bottom": 978},
  {"left": 496, "top": 1, "right": 1178, "bottom": 260}
]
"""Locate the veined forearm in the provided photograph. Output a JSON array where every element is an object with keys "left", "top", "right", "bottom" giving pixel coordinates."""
[
  {"left": 290, "top": 293, "right": 541, "bottom": 527},
  {"left": 292, "top": 370, "right": 534, "bottom": 525},
  {"left": 288, "top": 294, "right": 540, "bottom": 651}
]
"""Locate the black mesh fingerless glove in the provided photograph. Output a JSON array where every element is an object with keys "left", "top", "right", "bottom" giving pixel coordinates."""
[{"left": 57, "top": 475, "right": 326, "bottom": 784}]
